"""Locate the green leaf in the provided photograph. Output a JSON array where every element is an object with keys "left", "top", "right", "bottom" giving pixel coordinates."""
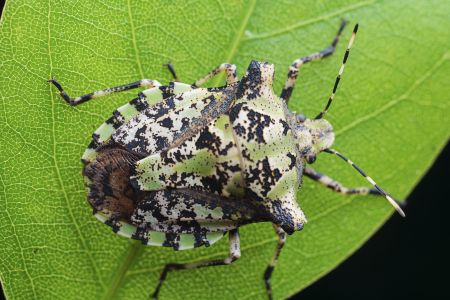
[{"left": 1, "top": 0, "right": 449, "bottom": 299}]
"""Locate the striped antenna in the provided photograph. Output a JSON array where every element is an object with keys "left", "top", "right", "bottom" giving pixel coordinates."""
[
  {"left": 324, "top": 148, "right": 406, "bottom": 217},
  {"left": 315, "top": 24, "right": 358, "bottom": 119}
]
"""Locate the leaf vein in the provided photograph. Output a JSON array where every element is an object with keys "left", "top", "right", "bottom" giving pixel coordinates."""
[
  {"left": 47, "top": 1, "right": 106, "bottom": 290},
  {"left": 242, "top": 0, "right": 376, "bottom": 42},
  {"left": 336, "top": 52, "right": 449, "bottom": 136}
]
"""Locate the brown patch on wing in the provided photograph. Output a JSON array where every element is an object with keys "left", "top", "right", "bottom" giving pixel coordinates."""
[{"left": 83, "top": 144, "right": 145, "bottom": 219}]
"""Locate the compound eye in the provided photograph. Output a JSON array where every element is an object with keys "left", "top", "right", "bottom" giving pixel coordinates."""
[
  {"left": 306, "top": 154, "right": 316, "bottom": 164},
  {"left": 296, "top": 114, "right": 306, "bottom": 123}
]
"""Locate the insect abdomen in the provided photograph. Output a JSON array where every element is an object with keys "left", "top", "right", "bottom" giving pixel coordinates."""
[{"left": 83, "top": 145, "right": 230, "bottom": 250}]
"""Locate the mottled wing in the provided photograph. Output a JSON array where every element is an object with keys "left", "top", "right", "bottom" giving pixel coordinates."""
[
  {"left": 131, "top": 113, "right": 245, "bottom": 198},
  {"left": 131, "top": 189, "right": 265, "bottom": 233},
  {"left": 122, "top": 188, "right": 266, "bottom": 250},
  {"left": 82, "top": 82, "right": 194, "bottom": 163},
  {"left": 112, "top": 85, "right": 235, "bottom": 156},
  {"left": 94, "top": 210, "right": 226, "bottom": 251}
]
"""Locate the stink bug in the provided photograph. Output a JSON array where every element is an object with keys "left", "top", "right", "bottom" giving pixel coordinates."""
[{"left": 49, "top": 20, "right": 404, "bottom": 299}]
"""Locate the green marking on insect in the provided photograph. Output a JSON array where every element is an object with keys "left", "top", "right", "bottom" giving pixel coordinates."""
[{"left": 49, "top": 20, "right": 404, "bottom": 300}]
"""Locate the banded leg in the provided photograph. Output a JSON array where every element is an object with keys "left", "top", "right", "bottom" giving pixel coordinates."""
[
  {"left": 323, "top": 148, "right": 406, "bottom": 216},
  {"left": 151, "top": 229, "right": 241, "bottom": 299},
  {"left": 281, "top": 20, "right": 347, "bottom": 104},
  {"left": 48, "top": 78, "right": 161, "bottom": 106},
  {"left": 193, "top": 63, "right": 237, "bottom": 87},
  {"left": 264, "top": 225, "right": 286, "bottom": 300},
  {"left": 304, "top": 167, "right": 381, "bottom": 195}
]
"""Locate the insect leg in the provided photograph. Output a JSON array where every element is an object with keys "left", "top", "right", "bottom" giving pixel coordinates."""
[
  {"left": 48, "top": 79, "right": 161, "bottom": 106},
  {"left": 103, "top": 214, "right": 122, "bottom": 233},
  {"left": 304, "top": 167, "right": 381, "bottom": 196},
  {"left": 165, "top": 62, "right": 179, "bottom": 81},
  {"left": 193, "top": 63, "right": 237, "bottom": 87},
  {"left": 280, "top": 20, "right": 347, "bottom": 104},
  {"left": 263, "top": 225, "right": 286, "bottom": 300},
  {"left": 151, "top": 229, "right": 241, "bottom": 299}
]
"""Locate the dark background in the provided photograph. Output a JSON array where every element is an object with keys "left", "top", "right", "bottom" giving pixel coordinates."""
[{"left": 0, "top": 3, "right": 448, "bottom": 299}]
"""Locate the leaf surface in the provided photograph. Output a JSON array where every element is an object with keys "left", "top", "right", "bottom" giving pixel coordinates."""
[{"left": 1, "top": 0, "right": 449, "bottom": 299}]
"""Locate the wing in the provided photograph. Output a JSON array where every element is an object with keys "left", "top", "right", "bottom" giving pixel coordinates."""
[
  {"left": 94, "top": 210, "right": 226, "bottom": 251},
  {"left": 99, "top": 188, "right": 269, "bottom": 250},
  {"left": 82, "top": 82, "right": 194, "bottom": 163},
  {"left": 112, "top": 85, "right": 236, "bottom": 156},
  {"left": 131, "top": 113, "right": 244, "bottom": 197},
  {"left": 130, "top": 189, "right": 268, "bottom": 234}
]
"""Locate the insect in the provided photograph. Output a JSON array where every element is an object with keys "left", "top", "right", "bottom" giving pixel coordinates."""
[{"left": 49, "top": 20, "right": 404, "bottom": 299}]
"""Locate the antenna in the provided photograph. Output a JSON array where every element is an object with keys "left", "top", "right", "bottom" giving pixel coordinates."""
[
  {"left": 324, "top": 148, "right": 406, "bottom": 217},
  {"left": 315, "top": 24, "right": 358, "bottom": 119}
]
